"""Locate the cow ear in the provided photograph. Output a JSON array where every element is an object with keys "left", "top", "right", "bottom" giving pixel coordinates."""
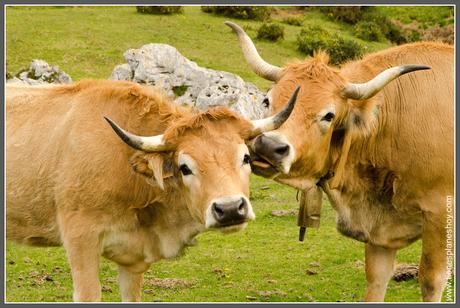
[
  {"left": 130, "top": 152, "right": 174, "bottom": 190},
  {"left": 345, "top": 99, "right": 380, "bottom": 136}
]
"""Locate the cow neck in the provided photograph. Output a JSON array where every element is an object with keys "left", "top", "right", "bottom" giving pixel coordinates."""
[{"left": 328, "top": 128, "right": 354, "bottom": 189}]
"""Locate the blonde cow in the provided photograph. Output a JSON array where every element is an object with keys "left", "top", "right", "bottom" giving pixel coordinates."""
[
  {"left": 227, "top": 21, "right": 454, "bottom": 302},
  {"left": 6, "top": 80, "right": 300, "bottom": 302}
]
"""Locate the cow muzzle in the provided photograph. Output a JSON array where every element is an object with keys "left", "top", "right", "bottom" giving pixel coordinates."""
[
  {"left": 205, "top": 196, "right": 255, "bottom": 231},
  {"left": 249, "top": 132, "right": 295, "bottom": 177}
]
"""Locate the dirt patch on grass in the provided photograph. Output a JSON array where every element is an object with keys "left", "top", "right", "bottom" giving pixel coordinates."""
[
  {"left": 393, "top": 263, "right": 418, "bottom": 282},
  {"left": 257, "top": 289, "right": 287, "bottom": 297},
  {"left": 271, "top": 209, "right": 297, "bottom": 217},
  {"left": 145, "top": 277, "right": 197, "bottom": 289}
]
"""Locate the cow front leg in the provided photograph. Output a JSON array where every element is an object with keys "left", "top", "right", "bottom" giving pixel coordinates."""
[
  {"left": 59, "top": 213, "right": 103, "bottom": 302},
  {"left": 364, "top": 243, "right": 397, "bottom": 302},
  {"left": 419, "top": 209, "right": 450, "bottom": 302},
  {"left": 118, "top": 265, "right": 145, "bottom": 302}
]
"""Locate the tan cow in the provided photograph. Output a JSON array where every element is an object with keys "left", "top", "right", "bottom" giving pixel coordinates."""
[
  {"left": 6, "top": 80, "right": 299, "bottom": 302},
  {"left": 226, "top": 21, "right": 454, "bottom": 302}
]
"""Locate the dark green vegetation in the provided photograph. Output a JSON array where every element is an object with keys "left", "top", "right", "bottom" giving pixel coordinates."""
[
  {"left": 257, "top": 23, "right": 285, "bottom": 41},
  {"left": 201, "top": 6, "right": 272, "bottom": 21},
  {"left": 281, "top": 16, "right": 303, "bottom": 27},
  {"left": 6, "top": 6, "right": 454, "bottom": 302},
  {"left": 296, "top": 25, "right": 364, "bottom": 65},
  {"left": 353, "top": 21, "right": 385, "bottom": 42},
  {"left": 136, "top": 6, "right": 184, "bottom": 15}
]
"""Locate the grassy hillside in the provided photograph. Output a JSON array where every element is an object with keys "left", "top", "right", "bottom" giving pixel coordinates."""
[
  {"left": 5, "top": 6, "right": 453, "bottom": 303},
  {"left": 6, "top": 6, "right": 391, "bottom": 90}
]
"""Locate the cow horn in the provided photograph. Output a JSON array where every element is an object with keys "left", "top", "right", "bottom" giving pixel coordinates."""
[
  {"left": 342, "top": 65, "right": 431, "bottom": 100},
  {"left": 250, "top": 86, "right": 300, "bottom": 137},
  {"left": 104, "top": 117, "right": 170, "bottom": 152},
  {"left": 225, "top": 21, "right": 282, "bottom": 82}
]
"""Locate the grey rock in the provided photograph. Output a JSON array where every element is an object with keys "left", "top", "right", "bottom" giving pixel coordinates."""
[
  {"left": 109, "top": 43, "right": 269, "bottom": 119},
  {"left": 7, "top": 59, "right": 72, "bottom": 85}
]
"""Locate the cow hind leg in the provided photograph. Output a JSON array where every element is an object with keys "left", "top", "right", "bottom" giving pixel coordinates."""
[
  {"left": 419, "top": 209, "right": 450, "bottom": 302},
  {"left": 364, "top": 243, "right": 397, "bottom": 302},
  {"left": 118, "top": 265, "right": 145, "bottom": 302}
]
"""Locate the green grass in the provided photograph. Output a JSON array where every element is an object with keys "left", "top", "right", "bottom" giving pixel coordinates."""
[
  {"left": 6, "top": 175, "right": 425, "bottom": 302},
  {"left": 6, "top": 6, "right": 389, "bottom": 91},
  {"left": 377, "top": 6, "right": 454, "bottom": 26},
  {"left": 5, "top": 6, "right": 451, "bottom": 303}
]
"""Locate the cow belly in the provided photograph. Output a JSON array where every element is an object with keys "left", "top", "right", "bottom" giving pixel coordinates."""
[
  {"left": 6, "top": 192, "right": 62, "bottom": 247},
  {"left": 336, "top": 203, "right": 422, "bottom": 249}
]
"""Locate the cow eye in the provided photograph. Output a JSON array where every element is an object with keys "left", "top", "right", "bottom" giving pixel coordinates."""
[
  {"left": 243, "top": 154, "right": 251, "bottom": 165},
  {"left": 262, "top": 97, "right": 270, "bottom": 108},
  {"left": 179, "top": 164, "right": 193, "bottom": 176},
  {"left": 321, "top": 112, "right": 335, "bottom": 122}
]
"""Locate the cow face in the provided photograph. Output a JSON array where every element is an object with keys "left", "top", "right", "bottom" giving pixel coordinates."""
[
  {"left": 226, "top": 21, "right": 430, "bottom": 190},
  {"left": 105, "top": 89, "right": 300, "bottom": 232},
  {"left": 249, "top": 57, "right": 349, "bottom": 190},
  {"left": 168, "top": 118, "right": 255, "bottom": 232}
]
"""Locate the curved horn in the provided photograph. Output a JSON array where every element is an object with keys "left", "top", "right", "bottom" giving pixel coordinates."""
[
  {"left": 225, "top": 21, "right": 282, "bottom": 82},
  {"left": 104, "top": 117, "right": 170, "bottom": 152},
  {"left": 342, "top": 65, "right": 431, "bottom": 100},
  {"left": 250, "top": 86, "right": 300, "bottom": 137}
]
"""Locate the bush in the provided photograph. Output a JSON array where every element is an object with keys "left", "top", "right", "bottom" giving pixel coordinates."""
[
  {"left": 296, "top": 26, "right": 364, "bottom": 65},
  {"left": 385, "top": 22, "right": 407, "bottom": 44},
  {"left": 281, "top": 16, "right": 303, "bottom": 26},
  {"left": 200, "top": 6, "right": 272, "bottom": 21},
  {"left": 296, "top": 26, "right": 331, "bottom": 55},
  {"left": 353, "top": 21, "right": 384, "bottom": 42},
  {"left": 317, "top": 6, "right": 409, "bottom": 45},
  {"left": 361, "top": 10, "right": 407, "bottom": 44},
  {"left": 318, "top": 6, "right": 367, "bottom": 24},
  {"left": 327, "top": 37, "right": 364, "bottom": 65},
  {"left": 257, "top": 23, "right": 284, "bottom": 41},
  {"left": 136, "top": 6, "right": 183, "bottom": 15}
]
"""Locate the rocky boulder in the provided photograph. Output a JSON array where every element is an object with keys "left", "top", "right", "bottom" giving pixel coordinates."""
[
  {"left": 7, "top": 59, "right": 72, "bottom": 85},
  {"left": 110, "top": 43, "right": 269, "bottom": 119}
]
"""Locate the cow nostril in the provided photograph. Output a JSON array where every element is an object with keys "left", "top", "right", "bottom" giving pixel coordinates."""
[
  {"left": 212, "top": 203, "right": 224, "bottom": 218},
  {"left": 275, "top": 145, "right": 289, "bottom": 156},
  {"left": 237, "top": 198, "right": 247, "bottom": 215}
]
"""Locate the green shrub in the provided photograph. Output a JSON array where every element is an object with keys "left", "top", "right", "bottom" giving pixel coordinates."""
[
  {"left": 296, "top": 25, "right": 364, "bottom": 66},
  {"left": 327, "top": 37, "right": 364, "bottom": 65},
  {"left": 200, "top": 6, "right": 272, "bottom": 21},
  {"left": 200, "top": 6, "right": 214, "bottom": 13},
  {"left": 318, "top": 6, "right": 367, "bottom": 24},
  {"left": 386, "top": 22, "right": 407, "bottom": 44},
  {"left": 407, "top": 29, "right": 422, "bottom": 42},
  {"left": 353, "top": 21, "right": 384, "bottom": 42},
  {"left": 257, "top": 23, "right": 284, "bottom": 41},
  {"left": 361, "top": 10, "right": 407, "bottom": 44},
  {"left": 281, "top": 16, "right": 303, "bottom": 26},
  {"left": 136, "top": 6, "right": 183, "bottom": 15},
  {"left": 296, "top": 26, "right": 331, "bottom": 55}
]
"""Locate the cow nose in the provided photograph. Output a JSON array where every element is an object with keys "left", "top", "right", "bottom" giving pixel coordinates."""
[
  {"left": 254, "top": 134, "right": 290, "bottom": 163},
  {"left": 212, "top": 198, "right": 248, "bottom": 226}
]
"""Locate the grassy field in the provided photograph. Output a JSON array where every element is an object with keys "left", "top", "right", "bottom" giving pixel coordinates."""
[
  {"left": 5, "top": 6, "right": 452, "bottom": 302},
  {"left": 6, "top": 176, "right": 424, "bottom": 302}
]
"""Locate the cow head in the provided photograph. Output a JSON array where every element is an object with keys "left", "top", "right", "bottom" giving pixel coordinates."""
[
  {"left": 226, "top": 21, "right": 430, "bottom": 190},
  {"left": 105, "top": 87, "right": 299, "bottom": 232}
]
